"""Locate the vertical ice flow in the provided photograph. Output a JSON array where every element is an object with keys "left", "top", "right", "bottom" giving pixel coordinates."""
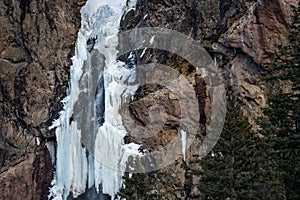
[{"left": 49, "top": 0, "right": 141, "bottom": 199}]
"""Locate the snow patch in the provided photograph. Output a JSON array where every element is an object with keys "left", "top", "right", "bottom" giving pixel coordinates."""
[
  {"left": 140, "top": 48, "right": 148, "bottom": 58},
  {"left": 149, "top": 36, "right": 155, "bottom": 45}
]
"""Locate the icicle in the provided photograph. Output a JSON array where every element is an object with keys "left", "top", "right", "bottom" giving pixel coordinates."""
[
  {"left": 140, "top": 48, "right": 148, "bottom": 58},
  {"left": 49, "top": 0, "right": 142, "bottom": 199},
  {"left": 181, "top": 130, "right": 187, "bottom": 161}
]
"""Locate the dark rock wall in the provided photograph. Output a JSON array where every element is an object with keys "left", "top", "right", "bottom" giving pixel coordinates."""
[{"left": 0, "top": 0, "right": 85, "bottom": 199}]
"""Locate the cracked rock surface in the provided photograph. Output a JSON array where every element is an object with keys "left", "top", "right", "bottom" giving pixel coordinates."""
[
  {"left": 120, "top": 0, "right": 298, "bottom": 198},
  {"left": 0, "top": 0, "right": 85, "bottom": 199},
  {"left": 0, "top": 0, "right": 298, "bottom": 199}
]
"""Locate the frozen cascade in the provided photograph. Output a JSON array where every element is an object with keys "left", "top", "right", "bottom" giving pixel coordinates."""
[{"left": 49, "top": 0, "right": 141, "bottom": 199}]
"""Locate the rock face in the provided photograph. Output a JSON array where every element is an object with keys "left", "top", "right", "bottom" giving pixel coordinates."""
[
  {"left": 0, "top": 148, "right": 53, "bottom": 200},
  {"left": 0, "top": 0, "right": 298, "bottom": 199},
  {"left": 0, "top": 0, "right": 85, "bottom": 199},
  {"left": 120, "top": 0, "right": 298, "bottom": 198}
]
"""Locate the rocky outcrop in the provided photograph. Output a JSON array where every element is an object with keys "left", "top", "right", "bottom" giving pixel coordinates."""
[
  {"left": 0, "top": 0, "right": 85, "bottom": 199},
  {"left": 215, "top": 0, "right": 298, "bottom": 124},
  {"left": 0, "top": 0, "right": 298, "bottom": 199},
  {"left": 120, "top": 0, "right": 298, "bottom": 198},
  {"left": 221, "top": 0, "right": 297, "bottom": 65},
  {"left": 0, "top": 148, "right": 53, "bottom": 200},
  {"left": 122, "top": 0, "right": 298, "bottom": 126}
]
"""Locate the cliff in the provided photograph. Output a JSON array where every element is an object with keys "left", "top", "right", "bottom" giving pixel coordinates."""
[
  {"left": 120, "top": 0, "right": 298, "bottom": 198},
  {"left": 0, "top": 0, "right": 298, "bottom": 199},
  {"left": 0, "top": 0, "right": 85, "bottom": 199}
]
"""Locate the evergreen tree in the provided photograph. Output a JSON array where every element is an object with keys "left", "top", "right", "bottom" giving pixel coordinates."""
[
  {"left": 265, "top": 2, "right": 300, "bottom": 131},
  {"left": 196, "top": 94, "right": 283, "bottom": 199},
  {"left": 118, "top": 171, "right": 174, "bottom": 200},
  {"left": 258, "top": 91, "right": 300, "bottom": 199},
  {"left": 260, "top": 3, "right": 300, "bottom": 199}
]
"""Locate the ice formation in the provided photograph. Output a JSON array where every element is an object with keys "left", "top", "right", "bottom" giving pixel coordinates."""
[{"left": 48, "top": 0, "right": 141, "bottom": 199}]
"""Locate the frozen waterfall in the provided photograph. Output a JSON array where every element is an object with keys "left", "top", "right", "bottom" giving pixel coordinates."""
[{"left": 48, "top": 0, "right": 140, "bottom": 199}]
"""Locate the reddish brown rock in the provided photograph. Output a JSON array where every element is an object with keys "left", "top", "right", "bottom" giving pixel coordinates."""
[
  {"left": 221, "top": 0, "right": 298, "bottom": 65},
  {"left": 0, "top": 0, "right": 298, "bottom": 199},
  {"left": 120, "top": 0, "right": 298, "bottom": 198},
  {"left": 0, "top": 0, "right": 86, "bottom": 199},
  {"left": 0, "top": 148, "right": 53, "bottom": 200}
]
